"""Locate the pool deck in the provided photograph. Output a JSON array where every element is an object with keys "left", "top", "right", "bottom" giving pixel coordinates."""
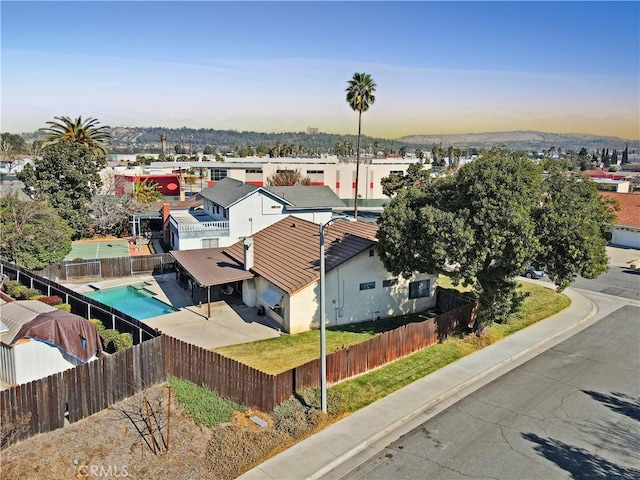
[{"left": 65, "top": 273, "right": 281, "bottom": 350}]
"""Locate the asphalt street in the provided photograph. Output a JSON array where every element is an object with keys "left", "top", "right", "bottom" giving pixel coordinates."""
[
  {"left": 340, "top": 305, "right": 640, "bottom": 480},
  {"left": 569, "top": 266, "right": 640, "bottom": 301}
]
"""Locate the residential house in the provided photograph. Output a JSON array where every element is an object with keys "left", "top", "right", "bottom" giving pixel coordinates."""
[
  {"left": 600, "top": 192, "right": 640, "bottom": 249},
  {"left": 168, "top": 177, "right": 345, "bottom": 250},
  {"left": 0, "top": 301, "right": 103, "bottom": 385},
  {"left": 173, "top": 217, "right": 437, "bottom": 334}
]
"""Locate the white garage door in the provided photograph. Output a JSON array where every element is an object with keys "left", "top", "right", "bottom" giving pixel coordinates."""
[{"left": 613, "top": 228, "right": 640, "bottom": 249}]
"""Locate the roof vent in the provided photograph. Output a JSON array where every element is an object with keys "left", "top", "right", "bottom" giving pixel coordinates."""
[{"left": 291, "top": 222, "right": 296, "bottom": 227}]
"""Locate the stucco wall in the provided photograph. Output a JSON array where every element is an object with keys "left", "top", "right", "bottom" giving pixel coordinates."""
[{"left": 279, "top": 249, "right": 437, "bottom": 334}]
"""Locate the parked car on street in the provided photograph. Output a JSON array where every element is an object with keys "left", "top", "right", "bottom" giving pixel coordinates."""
[{"left": 522, "top": 266, "right": 547, "bottom": 279}]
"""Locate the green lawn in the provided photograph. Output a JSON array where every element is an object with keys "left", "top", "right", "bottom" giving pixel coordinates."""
[
  {"left": 334, "top": 281, "right": 570, "bottom": 412},
  {"left": 213, "top": 311, "right": 437, "bottom": 375},
  {"left": 215, "top": 280, "right": 569, "bottom": 378}
]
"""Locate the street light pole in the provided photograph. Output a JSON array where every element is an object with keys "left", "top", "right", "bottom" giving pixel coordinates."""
[{"left": 319, "top": 215, "right": 353, "bottom": 414}]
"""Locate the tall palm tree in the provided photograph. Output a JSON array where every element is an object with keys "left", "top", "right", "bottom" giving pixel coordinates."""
[
  {"left": 39, "top": 116, "right": 111, "bottom": 157},
  {"left": 346, "top": 72, "right": 376, "bottom": 218},
  {"left": 160, "top": 133, "right": 167, "bottom": 161}
]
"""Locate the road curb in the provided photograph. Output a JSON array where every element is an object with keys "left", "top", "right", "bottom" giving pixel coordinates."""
[{"left": 309, "top": 291, "right": 598, "bottom": 480}]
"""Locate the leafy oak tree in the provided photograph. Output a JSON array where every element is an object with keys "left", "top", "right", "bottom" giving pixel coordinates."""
[
  {"left": 18, "top": 140, "right": 106, "bottom": 238},
  {"left": 376, "top": 148, "right": 614, "bottom": 331},
  {"left": 381, "top": 163, "right": 431, "bottom": 197},
  {"left": 0, "top": 192, "right": 73, "bottom": 270}
]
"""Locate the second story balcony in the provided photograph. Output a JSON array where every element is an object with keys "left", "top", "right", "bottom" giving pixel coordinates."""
[{"left": 169, "top": 211, "right": 230, "bottom": 239}]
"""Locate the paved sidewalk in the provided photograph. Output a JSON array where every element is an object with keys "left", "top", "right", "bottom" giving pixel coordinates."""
[{"left": 238, "top": 286, "right": 638, "bottom": 480}]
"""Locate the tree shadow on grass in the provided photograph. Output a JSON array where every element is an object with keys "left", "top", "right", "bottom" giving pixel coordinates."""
[
  {"left": 522, "top": 433, "right": 640, "bottom": 480},
  {"left": 329, "top": 310, "right": 439, "bottom": 335},
  {"left": 582, "top": 390, "right": 640, "bottom": 422}
]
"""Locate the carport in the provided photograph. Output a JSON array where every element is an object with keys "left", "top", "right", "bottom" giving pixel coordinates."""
[{"left": 170, "top": 248, "right": 254, "bottom": 318}]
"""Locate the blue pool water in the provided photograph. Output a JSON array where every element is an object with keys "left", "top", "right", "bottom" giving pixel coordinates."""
[{"left": 85, "top": 284, "right": 177, "bottom": 320}]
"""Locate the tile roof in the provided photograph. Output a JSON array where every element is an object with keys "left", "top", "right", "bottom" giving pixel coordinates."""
[
  {"left": 223, "top": 217, "right": 378, "bottom": 295},
  {"left": 600, "top": 192, "right": 640, "bottom": 228},
  {"left": 264, "top": 186, "right": 346, "bottom": 208},
  {"left": 197, "top": 177, "right": 259, "bottom": 208}
]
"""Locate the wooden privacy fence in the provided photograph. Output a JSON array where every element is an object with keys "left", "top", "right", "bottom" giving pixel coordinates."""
[
  {"left": 274, "top": 295, "right": 477, "bottom": 397},
  {"left": 1, "top": 337, "right": 165, "bottom": 446},
  {"left": 1, "top": 287, "right": 476, "bottom": 446},
  {"left": 163, "top": 336, "right": 280, "bottom": 412},
  {"left": 35, "top": 254, "right": 175, "bottom": 282}
]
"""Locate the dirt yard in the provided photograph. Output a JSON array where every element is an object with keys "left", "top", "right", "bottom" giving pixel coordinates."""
[{"left": 1, "top": 384, "right": 212, "bottom": 479}]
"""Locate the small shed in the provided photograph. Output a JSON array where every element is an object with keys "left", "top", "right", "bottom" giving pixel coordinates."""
[{"left": 0, "top": 301, "right": 103, "bottom": 385}]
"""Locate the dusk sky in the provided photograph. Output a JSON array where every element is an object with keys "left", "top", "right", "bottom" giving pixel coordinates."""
[{"left": 2, "top": 1, "right": 639, "bottom": 139}]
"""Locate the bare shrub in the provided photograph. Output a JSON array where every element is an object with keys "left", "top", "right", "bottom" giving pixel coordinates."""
[
  {"left": 205, "top": 424, "right": 288, "bottom": 480},
  {"left": 111, "top": 386, "right": 172, "bottom": 455}
]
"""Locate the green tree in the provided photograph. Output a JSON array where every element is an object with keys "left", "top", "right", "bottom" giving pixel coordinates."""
[
  {"left": 39, "top": 116, "right": 111, "bottom": 157},
  {"left": 160, "top": 133, "right": 167, "bottom": 161},
  {"left": 577, "top": 147, "right": 591, "bottom": 171},
  {"left": 622, "top": 145, "right": 629, "bottom": 165},
  {"left": 381, "top": 162, "right": 430, "bottom": 197},
  {"left": 265, "top": 169, "right": 311, "bottom": 186},
  {"left": 376, "top": 148, "right": 614, "bottom": 331},
  {"left": 533, "top": 168, "right": 616, "bottom": 290},
  {"left": 346, "top": 72, "right": 376, "bottom": 218},
  {"left": 0, "top": 192, "right": 73, "bottom": 269},
  {"left": 0, "top": 134, "right": 28, "bottom": 181},
  {"left": 1, "top": 132, "right": 28, "bottom": 154},
  {"left": 133, "top": 178, "right": 163, "bottom": 204},
  {"left": 431, "top": 144, "right": 445, "bottom": 167},
  {"left": 18, "top": 140, "right": 105, "bottom": 238}
]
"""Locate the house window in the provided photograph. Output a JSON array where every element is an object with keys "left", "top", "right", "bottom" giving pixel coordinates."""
[
  {"left": 359, "top": 282, "right": 375, "bottom": 291},
  {"left": 212, "top": 169, "right": 227, "bottom": 181},
  {"left": 383, "top": 279, "right": 398, "bottom": 288},
  {"left": 369, "top": 250, "right": 375, "bottom": 257},
  {"left": 202, "top": 238, "right": 219, "bottom": 248},
  {"left": 79, "top": 335, "right": 87, "bottom": 351},
  {"left": 409, "top": 279, "right": 430, "bottom": 299},
  {"left": 307, "top": 170, "right": 324, "bottom": 174},
  {"left": 246, "top": 169, "right": 261, "bottom": 174},
  {"left": 390, "top": 170, "right": 404, "bottom": 176}
]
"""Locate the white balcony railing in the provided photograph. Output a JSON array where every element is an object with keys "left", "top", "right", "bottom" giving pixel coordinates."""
[{"left": 175, "top": 220, "right": 229, "bottom": 233}]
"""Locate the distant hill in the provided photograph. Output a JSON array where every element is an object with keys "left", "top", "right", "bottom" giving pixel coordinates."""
[
  {"left": 21, "top": 127, "right": 639, "bottom": 154},
  {"left": 398, "top": 131, "right": 639, "bottom": 152}
]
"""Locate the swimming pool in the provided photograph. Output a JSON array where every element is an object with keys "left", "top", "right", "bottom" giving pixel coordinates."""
[{"left": 85, "top": 284, "right": 178, "bottom": 320}]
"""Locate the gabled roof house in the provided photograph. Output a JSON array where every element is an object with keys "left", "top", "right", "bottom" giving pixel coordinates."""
[
  {"left": 600, "top": 192, "right": 640, "bottom": 249},
  {"left": 172, "top": 216, "right": 437, "bottom": 334},
  {"left": 168, "top": 177, "right": 345, "bottom": 251}
]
